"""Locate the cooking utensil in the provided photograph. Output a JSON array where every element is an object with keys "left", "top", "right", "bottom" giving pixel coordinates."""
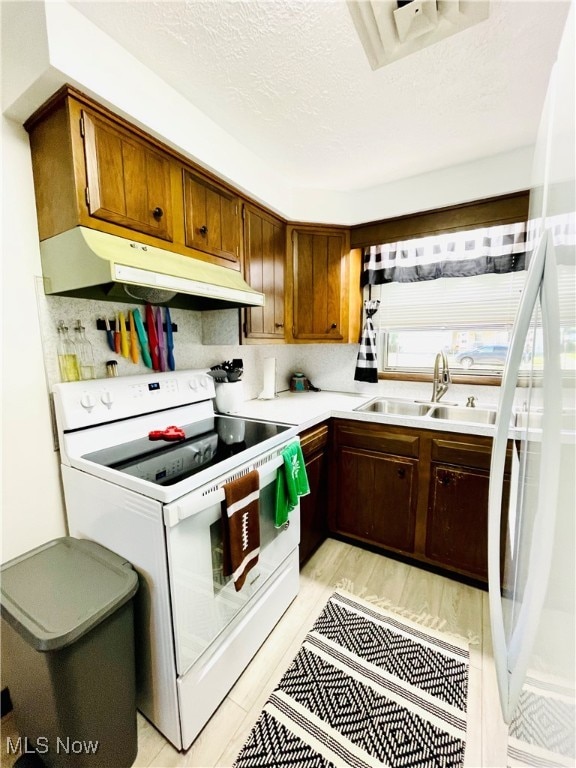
[
  {"left": 119, "top": 312, "right": 129, "bottom": 358},
  {"left": 146, "top": 304, "right": 160, "bottom": 371},
  {"left": 165, "top": 307, "right": 175, "bottom": 371},
  {"left": 156, "top": 307, "right": 167, "bottom": 372},
  {"left": 103, "top": 317, "right": 115, "bottom": 352},
  {"left": 114, "top": 315, "right": 121, "bottom": 354},
  {"left": 207, "top": 369, "right": 228, "bottom": 382},
  {"left": 132, "top": 308, "right": 152, "bottom": 368},
  {"left": 129, "top": 311, "right": 139, "bottom": 364},
  {"left": 217, "top": 360, "right": 243, "bottom": 382}
]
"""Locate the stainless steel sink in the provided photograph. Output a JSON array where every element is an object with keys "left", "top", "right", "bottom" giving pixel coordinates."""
[
  {"left": 428, "top": 405, "right": 497, "bottom": 424},
  {"left": 355, "top": 398, "right": 432, "bottom": 417}
]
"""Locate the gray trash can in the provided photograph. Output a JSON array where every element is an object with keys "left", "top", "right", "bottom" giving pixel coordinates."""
[{"left": 1, "top": 537, "right": 139, "bottom": 768}]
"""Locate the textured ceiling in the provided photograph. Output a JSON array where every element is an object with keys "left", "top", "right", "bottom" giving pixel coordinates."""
[{"left": 70, "top": 0, "right": 569, "bottom": 192}]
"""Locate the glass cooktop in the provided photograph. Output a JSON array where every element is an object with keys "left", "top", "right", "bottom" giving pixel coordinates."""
[{"left": 82, "top": 416, "right": 290, "bottom": 487}]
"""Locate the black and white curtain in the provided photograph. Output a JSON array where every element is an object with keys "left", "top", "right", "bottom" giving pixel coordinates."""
[
  {"left": 354, "top": 299, "right": 380, "bottom": 383},
  {"left": 361, "top": 221, "right": 530, "bottom": 285}
]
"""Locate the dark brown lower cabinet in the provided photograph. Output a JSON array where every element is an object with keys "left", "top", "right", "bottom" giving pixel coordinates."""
[
  {"left": 334, "top": 447, "right": 417, "bottom": 553},
  {"left": 426, "top": 464, "right": 492, "bottom": 578},
  {"left": 299, "top": 423, "right": 329, "bottom": 567},
  {"left": 329, "top": 419, "right": 511, "bottom": 585}
]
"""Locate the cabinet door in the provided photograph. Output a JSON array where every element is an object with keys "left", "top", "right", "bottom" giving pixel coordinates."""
[
  {"left": 299, "top": 449, "right": 329, "bottom": 567},
  {"left": 291, "top": 229, "right": 346, "bottom": 341},
  {"left": 425, "top": 463, "right": 509, "bottom": 580},
  {"left": 243, "top": 205, "right": 285, "bottom": 340},
  {"left": 334, "top": 446, "right": 417, "bottom": 553},
  {"left": 183, "top": 169, "right": 241, "bottom": 266},
  {"left": 82, "top": 110, "right": 172, "bottom": 241}
]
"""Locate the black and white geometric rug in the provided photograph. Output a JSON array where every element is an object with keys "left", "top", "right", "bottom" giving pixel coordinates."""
[{"left": 233, "top": 591, "right": 470, "bottom": 768}]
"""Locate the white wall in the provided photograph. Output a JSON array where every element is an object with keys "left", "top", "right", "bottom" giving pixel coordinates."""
[
  {"left": 1, "top": 117, "right": 67, "bottom": 562},
  {"left": 1, "top": 1, "right": 531, "bottom": 563}
]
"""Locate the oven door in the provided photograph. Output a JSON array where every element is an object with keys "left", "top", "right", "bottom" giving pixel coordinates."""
[{"left": 163, "top": 447, "right": 300, "bottom": 676}]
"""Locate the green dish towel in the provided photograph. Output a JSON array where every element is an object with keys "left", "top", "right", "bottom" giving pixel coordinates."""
[{"left": 275, "top": 441, "right": 310, "bottom": 528}]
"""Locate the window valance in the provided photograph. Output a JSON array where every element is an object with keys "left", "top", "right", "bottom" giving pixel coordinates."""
[{"left": 362, "top": 221, "right": 530, "bottom": 285}]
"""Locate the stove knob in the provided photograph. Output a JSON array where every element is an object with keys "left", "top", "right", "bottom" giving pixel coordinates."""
[
  {"left": 199, "top": 377, "right": 208, "bottom": 389},
  {"left": 80, "top": 393, "right": 96, "bottom": 412},
  {"left": 189, "top": 379, "right": 199, "bottom": 391},
  {"left": 101, "top": 390, "right": 114, "bottom": 409}
]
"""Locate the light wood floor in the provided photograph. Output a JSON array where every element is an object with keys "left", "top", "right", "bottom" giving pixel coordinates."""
[{"left": 1, "top": 539, "right": 509, "bottom": 767}]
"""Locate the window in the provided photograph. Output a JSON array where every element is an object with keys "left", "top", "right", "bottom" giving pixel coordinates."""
[
  {"left": 370, "top": 270, "right": 528, "bottom": 375},
  {"left": 354, "top": 194, "right": 576, "bottom": 380},
  {"left": 365, "top": 220, "right": 575, "bottom": 378},
  {"left": 364, "top": 218, "right": 530, "bottom": 376}
]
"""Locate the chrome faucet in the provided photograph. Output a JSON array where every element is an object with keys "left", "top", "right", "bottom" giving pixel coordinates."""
[{"left": 431, "top": 350, "right": 451, "bottom": 402}]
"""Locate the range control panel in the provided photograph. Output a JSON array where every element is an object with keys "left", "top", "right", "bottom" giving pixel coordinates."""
[{"left": 54, "top": 370, "right": 216, "bottom": 432}]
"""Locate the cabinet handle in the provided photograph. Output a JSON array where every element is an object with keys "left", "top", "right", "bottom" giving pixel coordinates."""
[
  {"left": 275, "top": 323, "right": 284, "bottom": 328},
  {"left": 440, "top": 472, "right": 452, "bottom": 486},
  {"left": 330, "top": 323, "right": 337, "bottom": 329},
  {"left": 397, "top": 468, "right": 406, "bottom": 479},
  {"left": 199, "top": 225, "right": 208, "bottom": 236},
  {"left": 152, "top": 207, "right": 164, "bottom": 220}
]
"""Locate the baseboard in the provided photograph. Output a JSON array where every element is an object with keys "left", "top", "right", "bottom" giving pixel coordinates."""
[{"left": 1, "top": 687, "right": 13, "bottom": 717}]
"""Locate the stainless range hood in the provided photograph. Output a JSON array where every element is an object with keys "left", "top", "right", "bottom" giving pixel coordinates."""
[{"left": 39, "top": 227, "right": 265, "bottom": 310}]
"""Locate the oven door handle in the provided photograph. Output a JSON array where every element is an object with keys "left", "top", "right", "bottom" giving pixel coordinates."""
[{"left": 164, "top": 453, "right": 285, "bottom": 527}]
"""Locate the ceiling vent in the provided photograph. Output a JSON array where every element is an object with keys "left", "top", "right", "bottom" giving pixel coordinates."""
[{"left": 347, "top": 0, "right": 490, "bottom": 70}]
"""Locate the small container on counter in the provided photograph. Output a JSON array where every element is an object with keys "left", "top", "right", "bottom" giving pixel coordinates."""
[{"left": 106, "top": 360, "right": 119, "bottom": 377}]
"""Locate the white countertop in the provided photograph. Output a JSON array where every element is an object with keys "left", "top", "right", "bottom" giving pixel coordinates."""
[{"left": 229, "top": 390, "right": 501, "bottom": 437}]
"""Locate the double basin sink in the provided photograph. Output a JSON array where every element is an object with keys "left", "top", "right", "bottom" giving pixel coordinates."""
[
  {"left": 354, "top": 398, "right": 498, "bottom": 425},
  {"left": 354, "top": 398, "right": 576, "bottom": 430}
]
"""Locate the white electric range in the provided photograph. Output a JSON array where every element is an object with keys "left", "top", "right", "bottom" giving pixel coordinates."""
[{"left": 53, "top": 370, "right": 300, "bottom": 750}]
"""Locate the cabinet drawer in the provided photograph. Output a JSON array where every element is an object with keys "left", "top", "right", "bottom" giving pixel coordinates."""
[
  {"left": 300, "top": 423, "right": 329, "bottom": 459},
  {"left": 431, "top": 437, "right": 493, "bottom": 470},
  {"left": 334, "top": 421, "right": 419, "bottom": 459},
  {"left": 431, "top": 435, "right": 514, "bottom": 470}
]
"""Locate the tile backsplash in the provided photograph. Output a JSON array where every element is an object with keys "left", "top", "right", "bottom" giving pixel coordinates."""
[
  {"left": 35, "top": 281, "right": 366, "bottom": 398},
  {"left": 36, "top": 280, "right": 509, "bottom": 409}
]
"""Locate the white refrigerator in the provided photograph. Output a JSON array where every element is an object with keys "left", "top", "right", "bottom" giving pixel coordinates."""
[{"left": 488, "top": 2, "right": 575, "bottom": 766}]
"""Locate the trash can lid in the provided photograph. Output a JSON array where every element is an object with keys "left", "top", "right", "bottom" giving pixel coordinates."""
[{"left": 0, "top": 537, "right": 138, "bottom": 651}]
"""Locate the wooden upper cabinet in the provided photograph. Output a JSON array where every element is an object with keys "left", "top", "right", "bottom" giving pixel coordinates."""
[
  {"left": 183, "top": 169, "right": 241, "bottom": 266},
  {"left": 288, "top": 225, "right": 355, "bottom": 343},
  {"left": 25, "top": 86, "right": 358, "bottom": 301},
  {"left": 25, "top": 89, "right": 176, "bottom": 246},
  {"left": 81, "top": 110, "right": 173, "bottom": 241},
  {"left": 242, "top": 204, "right": 286, "bottom": 341}
]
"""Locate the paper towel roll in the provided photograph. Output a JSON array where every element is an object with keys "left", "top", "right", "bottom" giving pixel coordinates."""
[{"left": 258, "top": 357, "right": 277, "bottom": 400}]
